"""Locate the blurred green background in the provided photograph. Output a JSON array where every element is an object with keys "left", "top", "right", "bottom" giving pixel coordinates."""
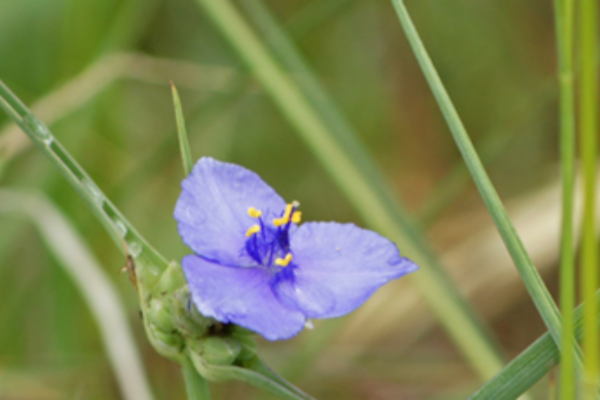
[{"left": 0, "top": 0, "right": 564, "bottom": 398}]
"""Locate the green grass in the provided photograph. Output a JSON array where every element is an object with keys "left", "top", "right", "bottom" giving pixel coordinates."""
[
  {"left": 578, "top": 0, "right": 599, "bottom": 396},
  {"left": 553, "top": 0, "right": 578, "bottom": 397}
]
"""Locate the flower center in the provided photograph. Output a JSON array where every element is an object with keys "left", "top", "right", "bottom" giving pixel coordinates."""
[{"left": 244, "top": 202, "right": 301, "bottom": 270}]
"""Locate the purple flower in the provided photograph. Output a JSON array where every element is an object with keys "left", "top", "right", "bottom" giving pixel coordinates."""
[{"left": 174, "top": 158, "right": 418, "bottom": 340}]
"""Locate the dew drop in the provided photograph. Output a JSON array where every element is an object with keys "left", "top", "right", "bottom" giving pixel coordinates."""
[
  {"left": 23, "top": 114, "right": 53, "bottom": 145},
  {"left": 113, "top": 219, "right": 127, "bottom": 238},
  {"left": 82, "top": 179, "right": 105, "bottom": 206},
  {"left": 128, "top": 242, "right": 142, "bottom": 258}
]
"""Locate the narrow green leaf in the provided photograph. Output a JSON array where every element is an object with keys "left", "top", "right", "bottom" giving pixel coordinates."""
[
  {"left": 188, "top": 352, "right": 314, "bottom": 400},
  {"left": 417, "top": 82, "right": 556, "bottom": 225},
  {"left": 194, "top": 0, "right": 505, "bottom": 380},
  {"left": 171, "top": 82, "right": 194, "bottom": 177},
  {"left": 390, "top": 0, "right": 573, "bottom": 359},
  {"left": 0, "top": 190, "right": 155, "bottom": 400},
  {"left": 578, "top": 0, "right": 599, "bottom": 395},
  {"left": 182, "top": 358, "right": 212, "bottom": 400},
  {"left": 470, "top": 290, "right": 600, "bottom": 400},
  {"left": 244, "top": 357, "right": 314, "bottom": 400},
  {"left": 0, "top": 79, "right": 167, "bottom": 285},
  {"left": 553, "top": 0, "right": 577, "bottom": 396}
]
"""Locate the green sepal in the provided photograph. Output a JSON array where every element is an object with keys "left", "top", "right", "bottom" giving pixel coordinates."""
[
  {"left": 189, "top": 336, "right": 242, "bottom": 366},
  {"left": 145, "top": 321, "right": 184, "bottom": 361},
  {"left": 147, "top": 297, "right": 176, "bottom": 333},
  {"left": 173, "top": 285, "right": 215, "bottom": 338},
  {"left": 152, "top": 260, "right": 187, "bottom": 295},
  {"left": 188, "top": 351, "right": 312, "bottom": 399},
  {"left": 232, "top": 334, "right": 257, "bottom": 362}
]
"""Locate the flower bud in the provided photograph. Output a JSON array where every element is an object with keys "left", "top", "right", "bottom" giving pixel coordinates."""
[
  {"left": 153, "top": 261, "right": 187, "bottom": 295},
  {"left": 147, "top": 297, "right": 175, "bottom": 333},
  {"left": 232, "top": 334, "right": 257, "bottom": 362},
  {"left": 189, "top": 336, "right": 241, "bottom": 366},
  {"left": 173, "top": 286, "right": 214, "bottom": 338},
  {"left": 146, "top": 323, "right": 183, "bottom": 360}
]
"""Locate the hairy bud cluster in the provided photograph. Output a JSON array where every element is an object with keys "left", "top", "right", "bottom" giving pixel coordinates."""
[{"left": 141, "top": 260, "right": 257, "bottom": 374}]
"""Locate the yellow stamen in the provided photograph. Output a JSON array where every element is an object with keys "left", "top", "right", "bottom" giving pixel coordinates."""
[
  {"left": 245, "top": 224, "right": 261, "bottom": 237},
  {"left": 275, "top": 253, "right": 293, "bottom": 267},
  {"left": 291, "top": 211, "right": 302, "bottom": 224},
  {"left": 273, "top": 203, "right": 294, "bottom": 226},
  {"left": 247, "top": 207, "right": 262, "bottom": 218}
]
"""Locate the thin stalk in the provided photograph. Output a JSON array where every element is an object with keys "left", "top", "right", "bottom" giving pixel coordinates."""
[
  {"left": 171, "top": 82, "right": 194, "bottom": 176},
  {"left": 0, "top": 190, "right": 155, "bottom": 400},
  {"left": 0, "top": 79, "right": 168, "bottom": 282},
  {"left": 182, "top": 358, "right": 212, "bottom": 400},
  {"left": 390, "top": 0, "right": 576, "bottom": 360},
  {"left": 554, "top": 0, "right": 577, "bottom": 397},
  {"left": 470, "top": 289, "right": 600, "bottom": 400},
  {"left": 579, "top": 0, "right": 599, "bottom": 396},
  {"left": 194, "top": 0, "right": 505, "bottom": 380},
  {"left": 418, "top": 82, "right": 556, "bottom": 225}
]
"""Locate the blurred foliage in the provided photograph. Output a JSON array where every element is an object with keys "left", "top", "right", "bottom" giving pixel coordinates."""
[{"left": 0, "top": 0, "right": 561, "bottom": 398}]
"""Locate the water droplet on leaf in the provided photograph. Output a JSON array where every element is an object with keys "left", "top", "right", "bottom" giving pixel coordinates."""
[
  {"left": 23, "top": 114, "right": 53, "bottom": 145},
  {"left": 128, "top": 242, "right": 142, "bottom": 258}
]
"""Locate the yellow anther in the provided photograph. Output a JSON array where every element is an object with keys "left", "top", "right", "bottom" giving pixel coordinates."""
[
  {"left": 291, "top": 211, "right": 302, "bottom": 224},
  {"left": 248, "top": 207, "right": 262, "bottom": 218},
  {"left": 245, "top": 224, "right": 261, "bottom": 237},
  {"left": 275, "top": 253, "right": 293, "bottom": 267},
  {"left": 273, "top": 203, "right": 295, "bottom": 226}
]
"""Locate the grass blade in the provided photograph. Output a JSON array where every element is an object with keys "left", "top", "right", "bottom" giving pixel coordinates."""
[
  {"left": 182, "top": 357, "right": 212, "bottom": 400},
  {"left": 553, "top": 0, "right": 577, "bottom": 396},
  {"left": 470, "top": 290, "right": 600, "bottom": 400},
  {"left": 193, "top": 0, "right": 505, "bottom": 379},
  {"left": 391, "top": 0, "right": 573, "bottom": 359},
  {"left": 0, "top": 189, "right": 155, "bottom": 400},
  {"left": 0, "top": 78, "right": 168, "bottom": 285},
  {"left": 189, "top": 351, "right": 314, "bottom": 400},
  {"left": 171, "top": 82, "right": 194, "bottom": 176},
  {"left": 578, "top": 0, "right": 599, "bottom": 395}
]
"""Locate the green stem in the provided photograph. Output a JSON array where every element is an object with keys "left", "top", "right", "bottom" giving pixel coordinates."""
[
  {"left": 0, "top": 79, "right": 167, "bottom": 282},
  {"left": 470, "top": 290, "right": 600, "bottom": 400},
  {"left": 553, "top": 0, "right": 577, "bottom": 397},
  {"left": 171, "top": 82, "right": 194, "bottom": 176},
  {"left": 579, "top": 0, "right": 599, "bottom": 396},
  {"left": 390, "top": 0, "right": 574, "bottom": 359},
  {"left": 182, "top": 359, "right": 212, "bottom": 400}
]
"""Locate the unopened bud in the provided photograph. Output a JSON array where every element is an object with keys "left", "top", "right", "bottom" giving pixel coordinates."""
[
  {"left": 146, "top": 323, "right": 183, "bottom": 360},
  {"left": 189, "top": 336, "right": 241, "bottom": 366},
  {"left": 232, "top": 334, "right": 257, "bottom": 362},
  {"left": 173, "top": 286, "right": 214, "bottom": 337},
  {"left": 153, "top": 261, "right": 187, "bottom": 294},
  {"left": 147, "top": 298, "right": 175, "bottom": 333}
]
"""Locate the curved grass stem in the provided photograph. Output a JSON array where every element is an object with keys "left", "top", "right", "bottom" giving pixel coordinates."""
[
  {"left": 552, "top": 0, "right": 577, "bottom": 397},
  {"left": 390, "top": 0, "right": 580, "bottom": 368},
  {"left": 578, "top": 0, "right": 599, "bottom": 396}
]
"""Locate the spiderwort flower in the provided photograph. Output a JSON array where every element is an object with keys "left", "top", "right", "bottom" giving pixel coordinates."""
[{"left": 174, "top": 158, "right": 418, "bottom": 340}]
